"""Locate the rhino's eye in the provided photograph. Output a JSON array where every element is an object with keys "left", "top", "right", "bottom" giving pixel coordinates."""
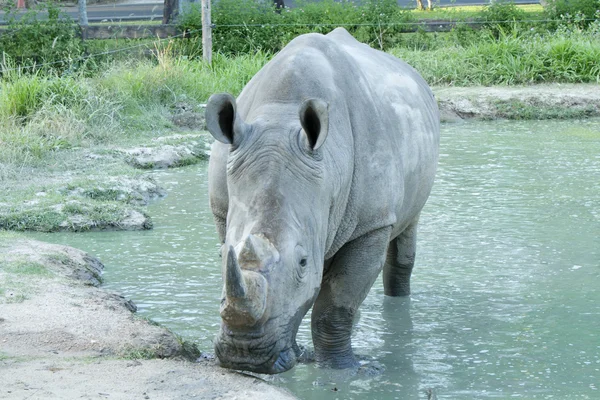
[{"left": 299, "top": 258, "right": 307, "bottom": 267}]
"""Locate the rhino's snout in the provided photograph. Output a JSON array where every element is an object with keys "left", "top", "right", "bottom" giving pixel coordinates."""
[
  {"left": 220, "top": 245, "right": 268, "bottom": 327},
  {"left": 215, "top": 336, "right": 297, "bottom": 374}
]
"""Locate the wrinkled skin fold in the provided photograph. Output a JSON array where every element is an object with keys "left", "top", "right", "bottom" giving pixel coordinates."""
[{"left": 206, "top": 28, "right": 440, "bottom": 374}]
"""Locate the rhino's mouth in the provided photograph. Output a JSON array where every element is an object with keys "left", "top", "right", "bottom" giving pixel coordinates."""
[{"left": 214, "top": 328, "right": 297, "bottom": 374}]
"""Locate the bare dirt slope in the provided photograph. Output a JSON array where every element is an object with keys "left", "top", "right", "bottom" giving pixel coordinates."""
[
  {"left": 435, "top": 83, "right": 600, "bottom": 121},
  {"left": 0, "top": 238, "right": 295, "bottom": 400}
]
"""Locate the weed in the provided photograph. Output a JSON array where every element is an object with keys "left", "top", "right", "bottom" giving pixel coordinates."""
[
  {"left": 0, "top": 1, "right": 83, "bottom": 73},
  {"left": 47, "top": 252, "right": 72, "bottom": 265},
  {"left": 5, "top": 293, "right": 27, "bottom": 303},
  {"left": 492, "top": 99, "right": 597, "bottom": 119},
  {"left": 390, "top": 28, "right": 600, "bottom": 85},
  {"left": 180, "top": 0, "right": 414, "bottom": 54},
  {"left": 2, "top": 260, "right": 52, "bottom": 276},
  {"left": 121, "top": 347, "right": 160, "bottom": 360},
  {"left": 0, "top": 199, "right": 151, "bottom": 232},
  {"left": 479, "top": 1, "right": 528, "bottom": 38},
  {"left": 544, "top": 0, "right": 600, "bottom": 29}
]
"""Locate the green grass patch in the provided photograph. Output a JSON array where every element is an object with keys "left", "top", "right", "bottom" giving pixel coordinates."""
[
  {"left": 0, "top": 198, "right": 151, "bottom": 232},
  {"left": 409, "top": 4, "right": 544, "bottom": 20},
  {"left": 0, "top": 230, "right": 22, "bottom": 240},
  {"left": 121, "top": 348, "right": 159, "bottom": 360},
  {"left": 0, "top": 51, "right": 264, "bottom": 175},
  {"left": 0, "top": 275, "right": 35, "bottom": 304},
  {"left": 5, "top": 293, "right": 27, "bottom": 303},
  {"left": 391, "top": 29, "right": 600, "bottom": 86},
  {"left": 2, "top": 260, "right": 52, "bottom": 276},
  {"left": 490, "top": 99, "right": 598, "bottom": 120},
  {"left": 46, "top": 252, "right": 74, "bottom": 265}
]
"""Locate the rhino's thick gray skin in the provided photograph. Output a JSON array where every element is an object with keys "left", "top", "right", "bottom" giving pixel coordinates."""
[{"left": 206, "top": 28, "right": 439, "bottom": 374}]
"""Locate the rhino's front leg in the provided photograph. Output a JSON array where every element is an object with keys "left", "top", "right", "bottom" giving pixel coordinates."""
[{"left": 311, "top": 227, "right": 391, "bottom": 369}]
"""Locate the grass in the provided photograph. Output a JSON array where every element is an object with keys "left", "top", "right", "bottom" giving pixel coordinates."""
[
  {"left": 490, "top": 99, "right": 598, "bottom": 120},
  {"left": 0, "top": 230, "right": 22, "bottom": 240},
  {"left": 409, "top": 3, "right": 544, "bottom": 20},
  {"left": 130, "top": 316, "right": 202, "bottom": 360},
  {"left": 1, "top": 25, "right": 598, "bottom": 178},
  {"left": 0, "top": 266, "right": 44, "bottom": 304},
  {"left": 2, "top": 260, "right": 52, "bottom": 276},
  {"left": 0, "top": 50, "right": 265, "bottom": 171},
  {"left": 0, "top": 198, "right": 152, "bottom": 232},
  {"left": 391, "top": 28, "right": 600, "bottom": 86},
  {"left": 121, "top": 347, "right": 162, "bottom": 360}
]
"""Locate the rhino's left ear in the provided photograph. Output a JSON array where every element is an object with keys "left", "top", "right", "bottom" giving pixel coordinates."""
[
  {"left": 206, "top": 93, "right": 246, "bottom": 145},
  {"left": 299, "top": 98, "right": 329, "bottom": 151}
]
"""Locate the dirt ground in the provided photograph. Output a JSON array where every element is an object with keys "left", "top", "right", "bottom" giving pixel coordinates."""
[
  {"left": 434, "top": 83, "right": 600, "bottom": 121},
  {"left": 0, "top": 239, "right": 295, "bottom": 400}
]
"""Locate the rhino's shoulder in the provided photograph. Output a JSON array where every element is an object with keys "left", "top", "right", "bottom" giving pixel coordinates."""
[{"left": 281, "top": 28, "right": 361, "bottom": 59}]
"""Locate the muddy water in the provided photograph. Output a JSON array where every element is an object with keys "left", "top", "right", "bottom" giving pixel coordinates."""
[{"left": 31, "top": 119, "right": 600, "bottom": 399}]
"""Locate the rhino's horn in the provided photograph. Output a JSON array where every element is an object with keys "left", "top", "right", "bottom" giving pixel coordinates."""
[
  {"left": 239, "top": 235, "right": 259, "bottom": 263},
  {"left": 238, "top": 234, "right": 269, "bottom": 265},
  {"left": 226, "top": 245, "right": 247, "bottom": 298}
]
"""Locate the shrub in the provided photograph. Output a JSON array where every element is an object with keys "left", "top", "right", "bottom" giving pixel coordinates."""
[
  {"left": 479, "top": 1, "right": 528, "bottom": 38},
  {"left": 0, "top": 2, "right": 83, "bottom": 73},
  {"left": 544, "top": 0, "right": 600, "bottom": 28},
  {"left": 179, "top": 0, "right": 414, "bottom": 55}
]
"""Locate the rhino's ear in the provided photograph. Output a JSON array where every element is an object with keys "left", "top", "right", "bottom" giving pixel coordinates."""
[
  {"left": 299, "top": 98, "right": 329, "bottom": 151},
  {"left": 206, "top": 93, "right": 245, "bottom": 145}
]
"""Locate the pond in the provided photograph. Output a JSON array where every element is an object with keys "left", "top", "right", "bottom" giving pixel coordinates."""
[{"left": 30, "top": 119, "right": 600, "bottom": 399}]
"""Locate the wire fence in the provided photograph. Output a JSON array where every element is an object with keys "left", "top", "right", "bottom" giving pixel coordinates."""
[
  {"left": 1, "top": 14, "right": 598, "bottom": 74},
  {"left": 0, "top": 28, "right": 202, "bottom": 73},
  {"left": 210, "top": 17, "right": 599, "bottom": 27}
]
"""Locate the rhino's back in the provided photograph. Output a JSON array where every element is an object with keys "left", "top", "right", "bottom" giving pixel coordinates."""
[{"left": 321, "top": 28, "right": 440, "bottom": 241}]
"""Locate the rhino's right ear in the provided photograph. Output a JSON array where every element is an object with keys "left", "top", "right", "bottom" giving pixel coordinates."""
[
  {"left": 299, "top": 98, "right": 329, "bottom": 151},
  {"left": 206, "top": 93, "right": 245, "bottom": 145}
]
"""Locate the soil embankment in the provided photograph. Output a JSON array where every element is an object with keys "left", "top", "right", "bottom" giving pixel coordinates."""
[{"left": 435, "top": 84, "right": 600, "bottom": 121}]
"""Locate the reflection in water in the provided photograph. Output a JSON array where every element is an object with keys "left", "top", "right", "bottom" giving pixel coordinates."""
[
  {"left": 380, "top": 296, "right": 420, "bottom": 399},
  {"left": 27, "top": 119, "right": 600, "bottom": 399}
]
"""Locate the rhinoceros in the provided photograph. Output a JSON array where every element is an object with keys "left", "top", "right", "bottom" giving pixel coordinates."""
[{"left": 205, "top": 27, "right": 439, "bottom": 374}]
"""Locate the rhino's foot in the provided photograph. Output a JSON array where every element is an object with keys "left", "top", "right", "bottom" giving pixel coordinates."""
[
  {"left": 315, "top": 349, "right": 360, "bottom": 370},
  {"left": 293, "top": 342, "right": 315, "bottom": 364},
  {"left": 357, "top": 360, "right": 386, "bottom": 377}
]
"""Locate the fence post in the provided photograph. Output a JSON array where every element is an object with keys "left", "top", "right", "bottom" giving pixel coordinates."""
[
  {"left": 79, "top": 0, "right": 89, "bottom": 26},
  {"left": 201, "top": 0, "right": 212, "bottom": 64}
]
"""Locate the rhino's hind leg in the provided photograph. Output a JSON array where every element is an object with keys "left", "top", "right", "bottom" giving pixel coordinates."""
[
  {"left": 311, "top": 227, "right": 391, "bottom": 369},
  {"left": 383, "top": 217, "right": 419, "bottom": 297}
]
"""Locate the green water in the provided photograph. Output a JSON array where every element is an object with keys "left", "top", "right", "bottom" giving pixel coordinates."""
[{"left": 30, "top": 119, "right": 600, "bottom": 399}]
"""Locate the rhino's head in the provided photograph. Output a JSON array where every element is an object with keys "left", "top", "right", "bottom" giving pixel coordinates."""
[{"left": 206, "top": 93, "right": 331, "bottom": 374}]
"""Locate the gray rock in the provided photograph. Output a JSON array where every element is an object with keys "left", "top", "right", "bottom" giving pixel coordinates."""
[
  {"left": 171, "top": 101, "right": 206, "bottom": 130},
  {"left": 124, "top": 142, "right": 209, "bottom": 170},
  {"left": 63, "top": 176, "right": 166, "bottom": 206}
]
